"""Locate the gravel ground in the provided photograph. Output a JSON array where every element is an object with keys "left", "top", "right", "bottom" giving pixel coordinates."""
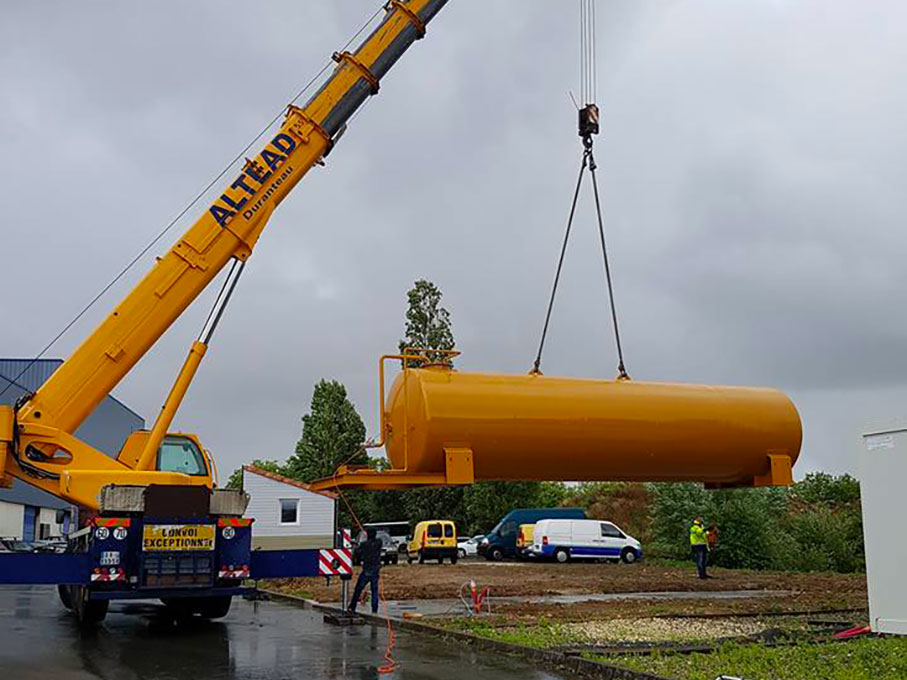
[{"left": 565, "top": 616, "right": 774, "bottom": 643}]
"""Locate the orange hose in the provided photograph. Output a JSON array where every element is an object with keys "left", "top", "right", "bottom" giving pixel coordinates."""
[{"left": 334, "top": 483, "right": 398, "bottom": 674}]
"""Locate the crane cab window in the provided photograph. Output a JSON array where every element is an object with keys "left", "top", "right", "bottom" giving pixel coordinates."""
[{"left": 157, "top": 436, "right": 207, "bottom": 476}]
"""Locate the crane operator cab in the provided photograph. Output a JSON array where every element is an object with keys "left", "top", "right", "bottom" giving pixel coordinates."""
[{"left": 116, "top": 431, "right": 215, "bottom": 484}]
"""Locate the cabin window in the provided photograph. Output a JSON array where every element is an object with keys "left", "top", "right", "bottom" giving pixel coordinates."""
[
  {"left": 427, "top": 523, "right": 442, "bottom": 538},
  {"left": 157, "top": 436, "right": 206, "bottom": 476},
  {"left": 280, "top": 499, "right": 298, "bottom": 525},
  {"left": 444, "top": 524, "right": 454, "bottom": 538}
]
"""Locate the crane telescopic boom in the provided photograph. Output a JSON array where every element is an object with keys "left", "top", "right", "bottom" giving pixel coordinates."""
[{"left": 0, "top": 0, "right": 447, "bottom": 510}]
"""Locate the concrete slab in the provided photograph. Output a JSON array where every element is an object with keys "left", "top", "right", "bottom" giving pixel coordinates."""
[{"left": 339, "top": 589, "right": 794, "bottom": 619}]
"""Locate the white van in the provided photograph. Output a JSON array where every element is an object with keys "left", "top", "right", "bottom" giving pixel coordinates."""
[{"left": 531, "top": 519, "right": 642, "bottom": 564}]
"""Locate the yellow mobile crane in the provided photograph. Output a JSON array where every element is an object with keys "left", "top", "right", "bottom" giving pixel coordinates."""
[
  {"left": 0, "top": 0, "right": 447, "bottom": 511},
  {"left": 0, "top": 0, "right": 448, "bottom": 624}
]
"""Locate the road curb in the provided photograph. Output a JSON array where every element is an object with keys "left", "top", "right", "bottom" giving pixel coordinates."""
[{"left": 261, "top": 589, "right": 670, "bottom": 680}]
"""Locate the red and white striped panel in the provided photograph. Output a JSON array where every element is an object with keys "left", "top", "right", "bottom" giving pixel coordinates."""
[
  {"left": 341, "top": 529, "right": 352, "bottom": 549},
  {"left": 319, "top": 548, "right": 352, "bottom": 576}
]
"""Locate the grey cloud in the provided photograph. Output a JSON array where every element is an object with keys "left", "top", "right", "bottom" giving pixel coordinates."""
[{"left": 2, "top": 1, "right": 904, "bottom": 481}]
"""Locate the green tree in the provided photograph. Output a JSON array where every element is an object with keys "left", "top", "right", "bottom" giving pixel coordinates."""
[
  {"left": 458, "top": 481, "right": 567, "bottom": 536},
  {"left": 224, "top": 458, "right": 284, "bottom": 490},
  {"left": 791, "top": 472, "right": 861, "bottom": 506},
  {"left": 285, "top": 379, "right": 367, "bottom": 484},
  {"left": 398, "top": 279, "right": 455, "bottom": 365}
]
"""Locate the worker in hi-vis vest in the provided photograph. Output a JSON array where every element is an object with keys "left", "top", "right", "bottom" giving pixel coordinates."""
[{"left": 690, "top": 517, "right": 709, "bottom": 579}]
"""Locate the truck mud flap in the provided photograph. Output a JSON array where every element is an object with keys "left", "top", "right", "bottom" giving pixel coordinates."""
[{"left": 0, "top": 553, "right": 91, "bottom": 585}]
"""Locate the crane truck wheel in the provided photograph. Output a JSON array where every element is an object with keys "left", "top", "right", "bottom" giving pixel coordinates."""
[
  {"left": 73, "top": 586, "right": 108, "bottom": 626},
  {"left": 57, "top": 584, "right": 73, "bottom": 610}
]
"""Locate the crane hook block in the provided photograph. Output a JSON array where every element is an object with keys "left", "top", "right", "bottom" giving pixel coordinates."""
[{"left": 578, "top": 103, "right": 600, "bottom": 139}]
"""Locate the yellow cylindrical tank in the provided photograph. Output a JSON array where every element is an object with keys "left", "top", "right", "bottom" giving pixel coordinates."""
[{"left": 384, "top": 368, "right": 801, "bottom": 486}]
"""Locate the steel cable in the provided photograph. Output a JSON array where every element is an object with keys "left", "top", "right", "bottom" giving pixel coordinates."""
[{"left": 0, "top": 4, "right": 386, "bottom": 399}]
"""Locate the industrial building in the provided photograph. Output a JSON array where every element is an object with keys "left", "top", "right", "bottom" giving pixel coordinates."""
[{"left": 0, "top": 359, "right": 144, "bottom": 541}]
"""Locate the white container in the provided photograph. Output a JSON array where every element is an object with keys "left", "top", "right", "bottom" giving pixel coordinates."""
[{"left": 861, "top": 428, "right": 907, "bottom": 635}]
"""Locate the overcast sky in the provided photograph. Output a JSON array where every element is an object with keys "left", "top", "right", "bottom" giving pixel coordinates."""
[{"left": 2, "top": 1, "right": 905, "bottom": 482}]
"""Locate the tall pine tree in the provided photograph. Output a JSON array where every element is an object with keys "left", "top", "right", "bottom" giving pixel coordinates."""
[
  {"left": 399, "top": 279, "right": 455, "bottom": 366},
  {"left": 285, "top": 380, "right": 367, "bottom": 483}
]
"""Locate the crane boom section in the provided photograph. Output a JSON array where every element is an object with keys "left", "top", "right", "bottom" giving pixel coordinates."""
[{"left": 17, "top": 0, "right": 446, "bottom": 436}]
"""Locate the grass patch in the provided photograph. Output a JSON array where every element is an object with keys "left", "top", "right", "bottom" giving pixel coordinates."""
[
  {"left": 604, "top": 637, "right": 907, "bottom": 680},
  {"left": 440, "top": 617, "right": 584, "bottom": 648}
]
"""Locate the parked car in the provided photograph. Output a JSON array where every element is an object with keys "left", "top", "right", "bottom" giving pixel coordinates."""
[
  {"left": 362, "top": 521, "right": 410, "bottom": 554},
  {"left": 516, "top": 524, "right": 536, "bottom": 558},
  {"left": 531, "top": 519, "right": 642, "bottom": 564},
  {"left": 479, "top": 508, "right": 586, "bottom": 561},
  {"left": 457, "top": 535, "right": 484, "bottom": 559},
  {"left": 352, "top": 530, "right": 399, "bottom": 566},
  {"left": 34, "top": 539, "right": 68, "bottom": 554},
  {"left": 0, "top": 538, "right": 35, "bottom": 553},
  {"left": 406, "top": 520, "right": 458, "bottom": 564}
]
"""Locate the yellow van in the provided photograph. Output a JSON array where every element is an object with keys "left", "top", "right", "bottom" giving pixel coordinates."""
[
  {"left": 516, "top": 523, "right": 536, "bottom": 558},
  {"left": 406, "top": 520, "right": 458, "bottom": 564}
]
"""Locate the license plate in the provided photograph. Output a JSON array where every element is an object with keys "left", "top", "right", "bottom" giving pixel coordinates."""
[
  {"left": 100, "top": 551, "right": 120, "bottom": 566},
  {"left": 142, "top": 524, "right": 215, "bottom": 551}
]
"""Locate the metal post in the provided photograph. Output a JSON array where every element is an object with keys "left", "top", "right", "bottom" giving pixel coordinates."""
[{"left": 341, "top": 579, "right": 349, "bottom": 611}]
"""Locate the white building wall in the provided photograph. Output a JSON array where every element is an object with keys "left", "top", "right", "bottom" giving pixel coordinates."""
[
  {"left": 242, "top": 470, "right": 335, "bottom": 550},
  {"left": 37, "top": 507, "right": 65, "bottom": 538},
  {"left": 0, "top": 500, "right": 24, "bottom": 539}
]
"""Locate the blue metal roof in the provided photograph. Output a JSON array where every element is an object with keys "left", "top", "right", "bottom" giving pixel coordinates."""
[
  {"left": 0, "top": 358, "right": 60, "bottom": 393},
  {"left": 0, "top": 358, "right": 144, "bottom": 421}
]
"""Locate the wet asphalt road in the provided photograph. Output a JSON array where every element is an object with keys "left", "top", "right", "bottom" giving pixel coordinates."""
[{"left": 0, "top": 586, "right": 564, "bottom": 680}]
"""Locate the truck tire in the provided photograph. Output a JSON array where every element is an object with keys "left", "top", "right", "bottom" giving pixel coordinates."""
[
  {"left": 451, "top": 553, "right": 458, "bottom": 565},
  {"left": 58, "top": 584, "right": 73, "bottom": 610},
  {"left": 197, "top": 596, "right": 232, "bottom": 620},
  {"left": 418, "top": 550, "right": 425, "bottom": 565},
  {"left": 554, "top": 548, "right": 570, "bottom": 564},
  {"left": 73, "top": 586, "right": 108, "bottom": 626},
  {"left": 490, "top": 547, "right": 504, "bottom": 562},
  {"left": 620, "top": 548, "right": 638, "bottom": 564}
]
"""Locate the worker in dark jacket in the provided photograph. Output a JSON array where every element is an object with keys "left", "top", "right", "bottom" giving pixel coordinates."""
[{"left": 348, "top": 527, "right": 383, "bottom": 615}]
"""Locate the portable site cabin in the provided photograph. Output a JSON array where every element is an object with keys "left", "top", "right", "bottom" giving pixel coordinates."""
[
  {"left": 241, "top": 466, "right": 337, "bottom": 550},
  {"left": 861, "top": 428, "right": 907, "bottom": 635}
]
